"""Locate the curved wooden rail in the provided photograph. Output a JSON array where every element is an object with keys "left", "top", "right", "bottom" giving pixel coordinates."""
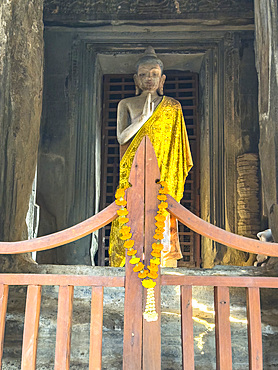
[
  {"left": 0, "top": 202, "right": 118, "bottom": 254},
  {"left": 167, "top": 195, "right": 278, "bottom": 257},
  {"left": 1, "top": 193, "right": 277, "bottom": 257}
]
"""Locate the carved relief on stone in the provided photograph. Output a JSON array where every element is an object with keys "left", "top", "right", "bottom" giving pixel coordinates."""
[
  {"left": 254, "top": 0, "right": 270, "bottom": 115},
  {"left": 237, "top": 153, "right": 261, "bottom": 239},
  {"left": 131, "top": 0, "right": 199, "bottom": 13},
  {"left": 44, "top": 0, "right": 254, "bottom": 20}
]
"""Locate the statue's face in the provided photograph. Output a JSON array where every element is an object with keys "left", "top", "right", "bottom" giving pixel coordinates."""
[{"left": 136, "top": 63, "right": 162, "bottom": 92}]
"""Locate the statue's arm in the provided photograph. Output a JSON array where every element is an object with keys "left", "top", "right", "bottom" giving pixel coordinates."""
[
  {"left": 117, "top": 100, "right": 133, "bottom": 145},
  {"left": 117, "top": 95, "right": 154, "bottom": 145}
]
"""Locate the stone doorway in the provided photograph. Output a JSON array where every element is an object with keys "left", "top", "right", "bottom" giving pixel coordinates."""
[
  {"left": 97, "top": 72, "right": 201, "bottom": 267},
  {"left": 37, "top": 31, "right": 259, "bottom": 267}
]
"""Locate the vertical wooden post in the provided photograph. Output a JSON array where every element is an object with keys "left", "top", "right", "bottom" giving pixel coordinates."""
[
  {"left": 89, "top": 286, "right": 104, "bottom": 370},
  {"left": 21, "top": 285, "right": 42, "bottom": 370},
  {"left": 143, "top": 136, "right": 161, "bottom": 370},
  {"left": 181, "top": 285, "right": 194, "bottom": 369},
  {"left": 0, "top": 284, "right": 8, "bottom": 368},
  {"left": 123, "top": 139, "right": 145, "bottom": 370},
  {"left": 55, "top": 285, "right": 74, "bottom": 370},
  {"left": 246, "top": 287, "right": 263, "bottom": 370},
  {"left": 214, "top": 286, "right": 232, "bottom": 370}
]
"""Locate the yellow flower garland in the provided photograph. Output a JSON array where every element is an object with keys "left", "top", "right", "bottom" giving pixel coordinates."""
[{"left": 115, "top": 181, "right": 169, "bottom": 322}]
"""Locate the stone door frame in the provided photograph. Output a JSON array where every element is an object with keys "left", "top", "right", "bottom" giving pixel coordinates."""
[{"left": 38, "top": 26, "right": 257, "bottom": 266}]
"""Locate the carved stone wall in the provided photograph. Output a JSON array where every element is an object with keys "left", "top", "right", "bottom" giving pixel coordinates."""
[
  {"left": 0, "top": 1, "right": 44, "bottom": 268},
  {"left": 36, "top": 36, "right": 99, "bottom": 265},
  {"left": 254, "top": 0, "right": 278, "bottom": 242},
  {"left": 43, "top": 0, "right": 253, "bottom": 23},
  {"left": 38, "top": 22, "right": 260, "bottom": 267},
  {"left": 218, "top": 36, "right": 260, "bottom": 266},
  {"left": 38, "top": 0, "right": 261, "bottom": 266},
  {"left": 237, "top": 153, "right": 260, "bottom": 264},
  {"left": 200, "top": 33, "right": 260, "bottom": 267}
]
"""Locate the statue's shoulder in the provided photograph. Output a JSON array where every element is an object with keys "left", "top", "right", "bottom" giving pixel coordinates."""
[
  {"left": 163, "top": 96, "right": 182, "bottom": 110},
  {"left": 117, "top": 96, "right": 139, "bottom": 111},
  {"left": 118, "top": 96, "right": 138, "bottom": 105}
]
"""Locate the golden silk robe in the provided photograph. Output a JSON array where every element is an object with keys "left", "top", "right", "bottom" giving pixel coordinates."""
[{"left": 109, "top": 96, "right": 193, "bottom": 267}]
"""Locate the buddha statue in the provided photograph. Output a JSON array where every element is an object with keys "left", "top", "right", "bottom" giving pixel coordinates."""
[{"left": 109, "top": 46, "right": 193, "bottom": 267}]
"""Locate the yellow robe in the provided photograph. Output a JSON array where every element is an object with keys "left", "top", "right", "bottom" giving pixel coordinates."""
[{"left": 109, "top": 96, "right": 193, "bottom": 267}]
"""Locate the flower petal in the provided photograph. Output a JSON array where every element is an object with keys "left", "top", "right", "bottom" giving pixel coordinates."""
[
  {"left": 120, "top": 233, "right": 132, "bottom": 240},
  {"left": 129, "top": 257, "right": 141, "bottom": 265},
  {"left": 115, "top": 188, "right": 125, "bottom": 199},
  {"left": 119, "top": 217, "right": 129, "bottom": 224},
  {"left": 115, "top": 199, "right": 127, "bottom": 206},
  {"left": 155, "top": 221, "right": 165, "bottom": 228},
  {"left": 117, "top": 208, "right": 129, "bottom": 216},
  {"left": 148, "top": 264, "right": 158, "bottom": 272},
  {"left": 124, "top": 240, "right": 134, "bottom": 249},
  {"left": 148, "top": 271, "right": 158, "bottom": 279},
  {"left": 142, "top": 279, "right": 156, "bottom": 289},
  {"left": 138, "top": 270, "right": 148, "bottom": 279},
  {"left": 155, "top": 227, "right": 165, "bottom": 234},
  {"left": 157, "top": 194, "right": 167, "bottom": 201},
  {"left": 133, "top": 262, "right": 144, "bottom": 272},
  {"left": 152, "top": 244, "right": 164, "bottom": 252},
  {"left": 121, "top": 226, "right": 131, "bottom": 233},
  {"left": 127, "top": 249, "right": 137, "bottom": 256},
  {"left": 155, "top": 214, "right": 166, "bottom": 222},
  {"left": 151, "top": 257, "right": 160, "bottom": 265},
  {"left": 151, "top": 251, "right": 161, "bottom": 258},
  {"left": 152, "top": 242, "right": 163, "bottom": 249},
  {"left": 153, "top": 233, "right": 164, "bottom": 240},
  {"left": 158, "top": 202, "right": 168, "bottom": 209}
]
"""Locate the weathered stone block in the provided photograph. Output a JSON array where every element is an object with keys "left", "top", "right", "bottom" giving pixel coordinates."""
[{"left": 0, "top": 0, "right": 44, "bottom": 267}]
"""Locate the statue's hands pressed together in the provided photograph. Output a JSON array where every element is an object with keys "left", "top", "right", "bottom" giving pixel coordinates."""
[
  {"left": 117, "top": 47, "right": 166, "bottom": 146},
  {"left": 142, "top": 93, "right": 155, "bottom": 122},
  {"left": 116, "top": 95, "right": 152, "bottom": 146},
  {"left": 117, "top": 92, "right": 159, "bottom": 145}
]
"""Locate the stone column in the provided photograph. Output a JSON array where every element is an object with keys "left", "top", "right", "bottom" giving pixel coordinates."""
[
  {"left": 236, "top": 153, "right": 260, "bottom": 267},
  {"left": 200, "top": 33, "right": 260, "bottom": 267},
  {"left": 254, "top": 0, "right": 278, "bottom": 241},
  {"left": 0, "top": 1, "right": 44, "bottom": 269}
]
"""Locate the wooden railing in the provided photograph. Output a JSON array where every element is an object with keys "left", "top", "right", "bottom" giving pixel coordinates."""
[
  {"left": 0, "top": 274, "right": 124, "bottom": 370},
  {"left": 0, "top": 136, "right": 278, "bottom": 369},
  {"left": 162, "top": 275, "right": 278, "bottom": 370}
]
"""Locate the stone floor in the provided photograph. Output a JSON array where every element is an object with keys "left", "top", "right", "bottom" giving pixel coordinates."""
[{"left": 2, "top": 265, "right": 278, "bottom": 369}]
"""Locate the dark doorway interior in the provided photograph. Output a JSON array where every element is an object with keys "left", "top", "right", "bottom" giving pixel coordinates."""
[{"left": 97, "top": 72, "right": 200, "bottom": 267}]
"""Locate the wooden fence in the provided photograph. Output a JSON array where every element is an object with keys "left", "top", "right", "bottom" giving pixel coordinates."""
[{"left": 0, "top": 136, "right": 278, "bottom": 369}]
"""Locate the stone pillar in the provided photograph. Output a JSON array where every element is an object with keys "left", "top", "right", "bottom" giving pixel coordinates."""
[
  {"left": 0, "top": 1, "right": 44, "bottom": 268},
  {"left": 236, "top": 153, "right": 260, "bottom": 265},
  {"left": 200, "top": 33, "right": 260, "bottom": 267},
  {"left": 36, "top": 35, "right": 99, "bottom": 265},
  {"left": 254, "top": 0, "right": 278, "bottom": 241}
]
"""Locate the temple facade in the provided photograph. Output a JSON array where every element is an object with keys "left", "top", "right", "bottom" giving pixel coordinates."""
[
  {"left": 1, "top": 2, "right": 278, "bottom": 368},
  {"left": 0, "top": 0, "right": 277, "bottom": 269}
]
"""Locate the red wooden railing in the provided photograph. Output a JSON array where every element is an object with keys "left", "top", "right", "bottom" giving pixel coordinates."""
[
  {"left": 0, "top": 275, "right": 124, "bottom": 370},
  {"left": 0, "top": 136, "right": 278, "bottom": 369}
]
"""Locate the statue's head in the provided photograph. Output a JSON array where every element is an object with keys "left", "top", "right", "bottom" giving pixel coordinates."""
[{"left": 134, "top": 46, "right": 166, "bottom": 96}]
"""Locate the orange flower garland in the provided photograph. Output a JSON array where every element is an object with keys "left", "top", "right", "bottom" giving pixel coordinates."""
[{"left": 115, "top": 181, "right": 169, "bottom": 322}]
